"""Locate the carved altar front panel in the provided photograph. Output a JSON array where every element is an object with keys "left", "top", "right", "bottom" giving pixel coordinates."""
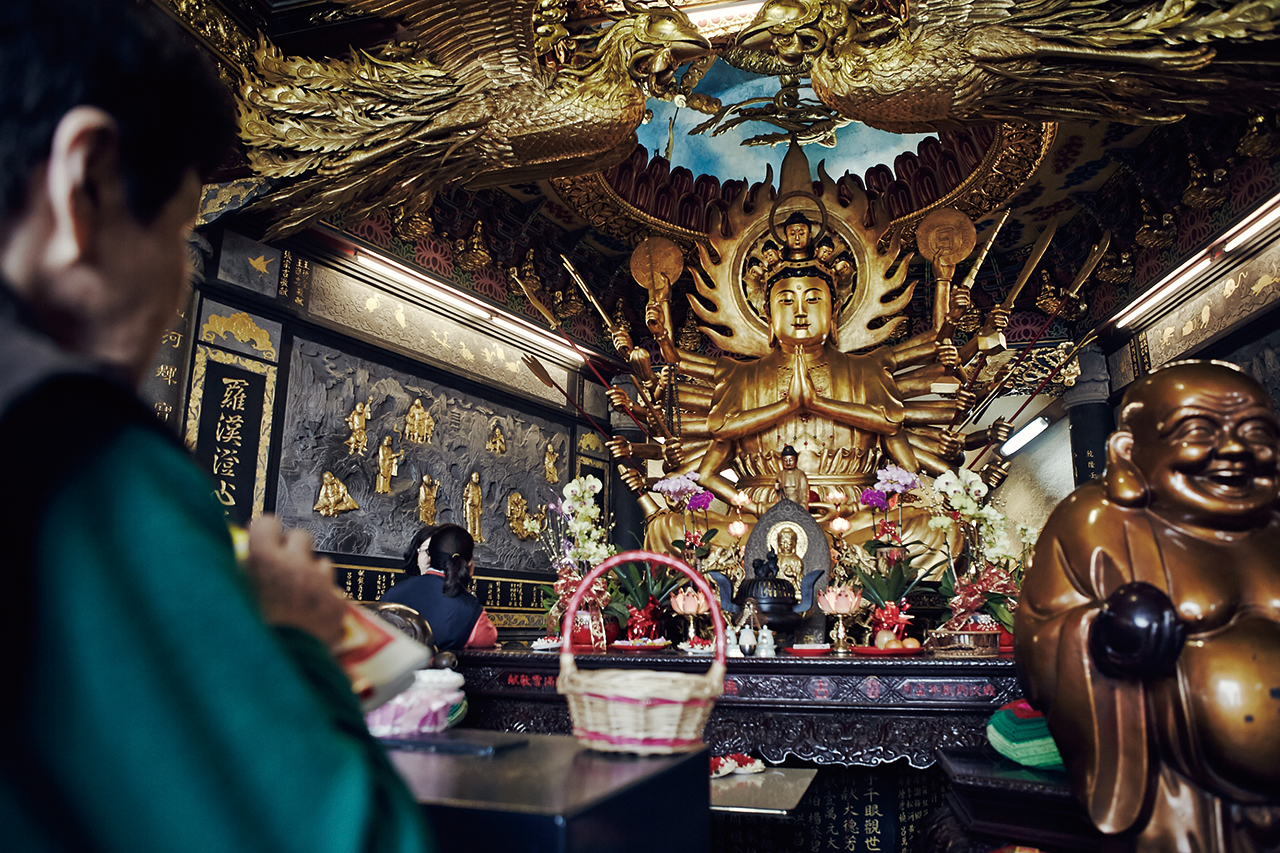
[{"left": 456, "top": 651, "right": 1020, "bottom": 767}]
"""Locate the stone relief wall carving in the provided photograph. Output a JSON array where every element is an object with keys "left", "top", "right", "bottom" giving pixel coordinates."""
[{"left": 275, "top": 337, "right": 569, "bottom": 571}]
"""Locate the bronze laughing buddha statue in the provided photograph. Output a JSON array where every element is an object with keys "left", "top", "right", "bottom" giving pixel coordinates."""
[{"left": 1016, "top": 360, "right": 1280, "bottom": 853}]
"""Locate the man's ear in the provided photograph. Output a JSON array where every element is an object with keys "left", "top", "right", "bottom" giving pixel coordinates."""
[
  {"left": 1105, "top": 430, "right": 1148, "bottom": 507},
  {"left": 42, "top": 106, "right": 122, "bottom": 270}
]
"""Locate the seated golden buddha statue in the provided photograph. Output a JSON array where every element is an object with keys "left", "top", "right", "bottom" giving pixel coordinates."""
[{"left": 1015, "top": 360, "right": 1280, "bottom": 853}]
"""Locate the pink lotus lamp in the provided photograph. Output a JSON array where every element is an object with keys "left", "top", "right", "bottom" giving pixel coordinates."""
[
  {"left": 816, "top": 585, "right": 863, "bottom": 654},
  {"left": 670, "top": 588, "right": 709, "bottom": 641}
]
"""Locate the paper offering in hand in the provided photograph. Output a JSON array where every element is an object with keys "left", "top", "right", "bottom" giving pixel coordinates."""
[{"left": 333, "top": 604, "right": 430, "bottom": 712}]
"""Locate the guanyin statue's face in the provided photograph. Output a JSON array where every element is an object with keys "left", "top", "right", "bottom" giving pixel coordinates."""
[{"left": 769, "top": 275, "right": 831, "bottom": 349}]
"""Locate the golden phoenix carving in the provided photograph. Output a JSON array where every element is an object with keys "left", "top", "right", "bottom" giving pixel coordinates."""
[{"left": 236, "top": 0, "right": 711, "bottom": 236}]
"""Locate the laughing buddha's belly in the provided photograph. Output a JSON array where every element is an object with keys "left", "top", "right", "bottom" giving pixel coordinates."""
[{"left": 1172, "top": 613, "right": 1280, "bottom": 797}]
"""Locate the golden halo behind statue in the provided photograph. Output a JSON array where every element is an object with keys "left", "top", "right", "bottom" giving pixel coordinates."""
[{"left": 767, "top": 520, "right": 808, "bottom": 560}]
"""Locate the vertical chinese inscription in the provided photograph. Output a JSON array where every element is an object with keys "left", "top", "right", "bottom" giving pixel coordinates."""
[
  {"left": 211, "top": 377, "right": 248, "bottom": 511},
  {"left": 190, "top": 351, "right": 269, "bottom": 525}
]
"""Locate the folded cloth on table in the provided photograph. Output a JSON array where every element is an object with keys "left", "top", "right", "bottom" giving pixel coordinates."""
[{"left": 986, "top": 699, "right": 1065, "bottom": 769}]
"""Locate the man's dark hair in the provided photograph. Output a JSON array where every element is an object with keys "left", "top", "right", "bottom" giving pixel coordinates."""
[{"left": 0, "top": 0, "right": 236, "bottom": 224}]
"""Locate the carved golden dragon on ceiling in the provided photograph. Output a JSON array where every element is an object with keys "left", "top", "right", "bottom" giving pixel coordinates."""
[
  {"left": 732, "top": 0, "right": 1280, "bottom": 132},
  {"left": 236, "top": 0, "right": 711, "bottom": 236}
]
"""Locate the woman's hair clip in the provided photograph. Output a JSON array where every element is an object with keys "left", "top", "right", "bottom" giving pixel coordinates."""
[{"left": 451, "top": 552, "right": 460, "bottom": 559}]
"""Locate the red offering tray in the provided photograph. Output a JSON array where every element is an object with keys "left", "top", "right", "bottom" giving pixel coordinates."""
[
  {"left": 848, "top": 645, "right": 924, "bottom": 656},
  {"left": 784, "top": 646, "right": 831, "bottom": 657}
]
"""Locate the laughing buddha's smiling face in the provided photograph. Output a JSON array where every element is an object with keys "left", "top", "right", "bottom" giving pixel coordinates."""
[{"left": 1124, "top": 363, "right": 1280, "bottom": 527}]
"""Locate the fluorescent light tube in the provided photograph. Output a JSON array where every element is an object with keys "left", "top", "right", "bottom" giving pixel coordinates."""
[
  {"left": 356, "top": 253, "right": 493, "bottom": 320},
  {"left": 1115, "top": 256, "right": 1211, "bottom": 328},
  {"left": 492, "top": 316, "right": 585, "bottom": 363},
  {"left": 1224, "top": 200, "right": 1280, "bottom": 253},
  {"left": 1003, "top": 416, "right": 1049, "bottom": 455},
  {"left": 356, "top": 250, "right": 596, "bottom": 363}
]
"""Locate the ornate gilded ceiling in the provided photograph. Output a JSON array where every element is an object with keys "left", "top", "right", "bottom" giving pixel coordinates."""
[{"left": 166, "top": 0, "right": 1280, "bottom": 357}]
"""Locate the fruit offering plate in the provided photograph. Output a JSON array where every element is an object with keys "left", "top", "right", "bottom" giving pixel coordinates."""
[
  {"left": 849, "top": 645, "right": 923, "bottom": 656},
  {"left": 784, "top": 644, "right": 832, "bottom": 657},
  {"left": 529, "top": 637, "right": 562, "bottom": 651},
  {"left": 678, "top": 638, "right": 715, "bottom": 655},
  {"left": 609, "top": 638, "right": 672, "bottom": 653}
]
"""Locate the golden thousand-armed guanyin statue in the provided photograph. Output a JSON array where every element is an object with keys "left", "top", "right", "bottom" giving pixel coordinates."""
[
  {"left": 732, "top": 0, "right": 1280, "bottom": 132},
  {"left": 236, "top": 0, "right": 710, "bottom": 237},
  {"left": 604, "top": 141, "right": 1014, "bottom": 553}
]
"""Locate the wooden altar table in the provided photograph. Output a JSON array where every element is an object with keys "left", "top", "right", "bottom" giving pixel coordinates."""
[{"left": 454, "top": 648, "right": 1022, "bottom": 767}]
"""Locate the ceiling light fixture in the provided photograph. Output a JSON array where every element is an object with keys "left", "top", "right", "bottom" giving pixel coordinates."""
[
  {"left": 357, "top": 250, "right": 586, "bottom": 364},
  {"left": 1002, "top": 416, "right": 1049, "bottom": 455},
  {"left": 492, "top": 316, "right": 585, "bottom": 364},
  {"left": 1111, "top": 193, "right": 1280, "bottom": 331},
  {"left": 1114, "top": 254, "right": 1212, "bottom": 329},
  {"left": 355, "top": 252, "right": 493, "bottom": 320},
  {"left": 1222, "top": 192, "right": 1280, "bottom": 253}
]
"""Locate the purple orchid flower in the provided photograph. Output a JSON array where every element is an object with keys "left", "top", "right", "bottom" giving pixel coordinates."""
[
  {"left": 860, "top": 488, "right": 889, "bottom": 511},
  {"left": 687, "top": 490, "right": 714, "bottom": 511}
]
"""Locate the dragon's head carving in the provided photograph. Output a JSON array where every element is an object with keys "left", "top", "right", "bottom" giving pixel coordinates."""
[
  {"left": 735, "top": 0, "right": 827, "bottom": 66},
  {"left": 617, "top": 1, "right": 711, "bottom": 99}
]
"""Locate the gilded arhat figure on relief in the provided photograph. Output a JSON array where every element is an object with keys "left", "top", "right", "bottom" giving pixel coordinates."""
[
  {"left": 1017, "top": 361, "right": 1280, "bottom": 853},
  {"left": 545, "top": 443, "right": 559, "bottom": 484},
  {"left": 485, "top": 425, "right": 506, "bottom": 455},
  {"left": 344, "top": 396, "right": 372, "bottom": 455},
  {"left": 463, "top": 471, "right": 484, "bottom": 543},
  {"left": 315, "top": 471, "right": 358, "bottom": 517},
  {"left": 375, "top": 436, "right": 402, "bottom": 494},
  {"left": 417, "top": 474, "right": 439, "bottom": 525},
  {"left": 403, "top": 398, "right": 434, "bottom": 443}
]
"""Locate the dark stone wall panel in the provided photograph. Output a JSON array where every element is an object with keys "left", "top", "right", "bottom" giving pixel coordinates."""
[{"left": 276, "top": 336, "right": 569, "bottom": 571}]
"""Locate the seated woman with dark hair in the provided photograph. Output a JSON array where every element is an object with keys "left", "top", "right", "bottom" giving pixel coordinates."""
[{"left": 380, "top": 524, "right": 498, "bottom": 650}]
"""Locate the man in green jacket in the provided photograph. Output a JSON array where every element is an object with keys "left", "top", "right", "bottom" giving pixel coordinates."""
[{"left": 0, "top": 2, "right": 433, "bottom": 851}]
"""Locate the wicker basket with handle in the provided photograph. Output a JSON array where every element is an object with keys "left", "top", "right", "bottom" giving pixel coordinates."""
[{"left": 557, "top": 550, "right": 726, "bottom": 755}]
